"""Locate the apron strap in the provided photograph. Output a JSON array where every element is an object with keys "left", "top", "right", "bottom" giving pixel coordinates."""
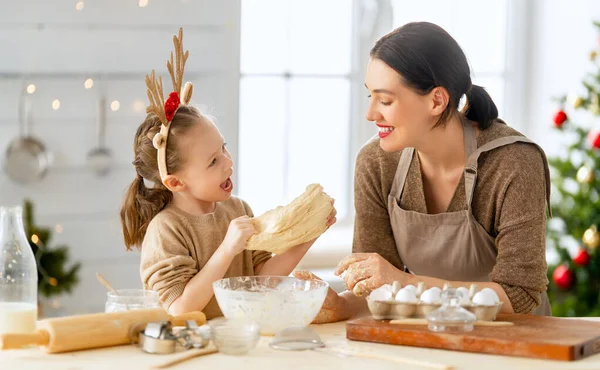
[
  {"left": 464, "top": 135, "right": 552, "bottom": 217},
  {"left": 462, "top": 117, "right": 477, "bottom": 159},
  {"left": 462, "top": 120, "right": 478, "bottom": 209},
  {"left": 390, "top": 147, "right": 414, "bottom": 200},
  {"left": 389, "top": 119, "right": 552, "bottom": 218}
]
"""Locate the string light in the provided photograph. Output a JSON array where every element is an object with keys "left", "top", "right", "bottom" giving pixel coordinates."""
[
  {"left": 55, "top": 224, "right": 63, "bottom": 233},
  {"left": 110, "top": 100, "right": 120, "bottom": 111},
  {"left": 84, "top": 78, "right": 94, "bottom": 89},
  {"left": 51, "top": 299, "right": 61, "bottom": 309},
  {"left": 133, "top": 99, "right": 146, "bottom": 113},
  {"left": 31, "top": 234, "right": 39, "bottom": 244},
  {"left": 75, "top": 1, "right": 84, "bottom": 11},
  {"left": 139, "top": 0, "right": 149, "bottom": 7},
  {"left": 26, "top": 84, "right": 36, "bottom": 94},
  {"left": 52, "top": 99, "right": 61, "bottom": 110}
]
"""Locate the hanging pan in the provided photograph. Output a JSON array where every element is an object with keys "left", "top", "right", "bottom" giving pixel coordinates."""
[
  {"left": 4, "top": 93, "right": 51, "bottom": 184},
  {"left": 87, "top": 96, "right": 112, "bottom": 176}
]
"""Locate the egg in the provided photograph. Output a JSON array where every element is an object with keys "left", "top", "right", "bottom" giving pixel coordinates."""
[
  {"left": 422, "top": 286, "right": 441, "bottom": 299},
  {"left": 402, "top": 284, "right": 417, "bottom": 294},
  {"left": 456, "top": 287, "right": 471, "bottom": 305},
  {"left": 419, "top": 288, "right": 441, "bottom": 304},
  {"left": 427, "top": 286, "right": 441, "bottom": 295},
  {"left": 472, "top": 291, "right": 496, "bottom": 306},
  {"left": 368, "top": 284, "right": 394, "bottom": 301},
  {"left": 480, "top": 288, "right": 500, "bottom": 303},
  {"left": 395, "top": 288, "right": 418, "bottom": 303}
]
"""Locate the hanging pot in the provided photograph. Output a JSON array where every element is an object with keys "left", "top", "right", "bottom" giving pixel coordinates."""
[
  {"left": 4, "top": 93, "right": 51, "bottom": 184},
  {"left": 86, "top": 96, "right": 112, "bottom": 176}
]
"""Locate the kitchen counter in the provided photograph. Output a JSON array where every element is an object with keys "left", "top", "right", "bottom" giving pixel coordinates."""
[{"left": 2, "top": 318, "right": 600, "bottom": 370}]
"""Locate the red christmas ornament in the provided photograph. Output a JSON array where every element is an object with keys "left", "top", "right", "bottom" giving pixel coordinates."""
[
  {"left": 591, "top": 132, "right": 600, "bottom": 149},
  {"left": 164, "top": 92, "right": 181, "bottom": 122},
  {"left": 573, "top": 248, "right": 591, "bottom": 266},
  {"left": 553, "top": 110, "right": 567, "bottom": 128},
  {"left": 552, "top": 265, "right": 574, "bottom": 289}
]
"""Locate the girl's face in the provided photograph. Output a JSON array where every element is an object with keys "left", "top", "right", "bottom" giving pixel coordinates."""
[
  {"left": 175, "top": 119, "right": 234, "bottom": 203},
  {"left": 364, "top": 58, "right": 438, "bottom": 152}
]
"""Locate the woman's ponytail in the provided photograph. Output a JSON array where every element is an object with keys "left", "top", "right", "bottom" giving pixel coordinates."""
[{"left": 464, "top": 84, "right": 498, "bottom": 129}]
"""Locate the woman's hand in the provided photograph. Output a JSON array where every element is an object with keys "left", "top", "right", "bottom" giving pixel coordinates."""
[
  {"left": 293, "top": 270, "right": 350, "bottom": 324},
  {"left": 334, "top": 253, "right": 410, "bottom": 296}
]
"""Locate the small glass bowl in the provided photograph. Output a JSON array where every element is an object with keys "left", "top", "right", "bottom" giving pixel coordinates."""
[
  {"left": 104, "top": 289, "right": 160, "bottom": 313},
  {"left": 208, "top": 317, "right": 260, "bottom": 355}
]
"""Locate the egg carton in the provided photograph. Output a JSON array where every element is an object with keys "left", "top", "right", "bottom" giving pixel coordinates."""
[{"left": 366, "top": 282, "right": 503, "bottom": 321}]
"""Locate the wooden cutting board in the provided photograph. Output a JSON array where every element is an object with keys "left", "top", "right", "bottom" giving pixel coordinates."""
[{"left": 346, "top": 314, "right": 600, "bottom": 361}]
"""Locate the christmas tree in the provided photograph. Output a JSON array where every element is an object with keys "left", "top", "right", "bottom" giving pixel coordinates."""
[
  {"left": 547, "top": 21, "right": 600, "bottom": 317},
  {"left": 23, "top": 199, "right": 81, "bottom": 298}
]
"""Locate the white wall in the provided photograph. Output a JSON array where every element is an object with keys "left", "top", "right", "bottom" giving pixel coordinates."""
[
  {"left": 0, "top": 0, "right": 241, "bottom": 315},
  {"left": 1, "top": 0, "right": 597, "bottom": 315},
  {"left": 527, "top": 0, "right": 600, "bottom": 155}
]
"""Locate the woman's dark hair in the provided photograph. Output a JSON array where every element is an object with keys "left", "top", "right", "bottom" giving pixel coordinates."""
[{"left": 370, "top": 22, "right": 498, "bottom": 129}]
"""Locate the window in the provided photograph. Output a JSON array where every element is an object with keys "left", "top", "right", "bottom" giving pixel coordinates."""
[
  {"left": 392, "top": 0, "right": 522, "bottom": 127},
  {"left": 238, "top": 1, "right": 526, "bottom": 260},
  {"left": 238, "top": 0, "right": 354, "bottom": 221}
]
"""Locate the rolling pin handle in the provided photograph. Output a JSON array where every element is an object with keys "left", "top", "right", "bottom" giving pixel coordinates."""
[{"left": 0, "top": 329, "right": 50, "bottom": 350}]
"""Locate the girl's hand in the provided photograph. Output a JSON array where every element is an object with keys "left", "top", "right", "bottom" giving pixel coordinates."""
[
  {"left": 220, "top": 216, "right": 256, "bottom": 256},
  {"left": 293, "top": 270, "right": 350, "bottom": 324},
  {"left": 334, "top": 253, "right": 409, "bottom": 297}
]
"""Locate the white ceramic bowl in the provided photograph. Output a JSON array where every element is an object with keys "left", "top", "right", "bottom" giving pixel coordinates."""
[{"left": 212, "top": 276, "right": 328, "bottom": 335}]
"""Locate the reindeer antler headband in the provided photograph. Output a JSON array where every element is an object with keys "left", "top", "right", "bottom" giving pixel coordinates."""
[{"left": 145, "top": 28, "right": 193, "bottom": 181}]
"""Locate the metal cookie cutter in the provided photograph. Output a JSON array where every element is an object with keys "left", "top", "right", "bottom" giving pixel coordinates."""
[{"left": 136, "top": 320, "right": 211, "bottom": 354}]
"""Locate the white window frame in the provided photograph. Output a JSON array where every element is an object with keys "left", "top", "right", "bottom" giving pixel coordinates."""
[
  {"left": 296, "top": 0, "right": 395, "bottom": 267},
  {"left": 501, "top": 0, "right": 532, "bottom": 134}
]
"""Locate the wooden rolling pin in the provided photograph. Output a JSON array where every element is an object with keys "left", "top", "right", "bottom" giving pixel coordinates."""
[{"left": 0, "top": 307, "right": 205, "bottom": 353}]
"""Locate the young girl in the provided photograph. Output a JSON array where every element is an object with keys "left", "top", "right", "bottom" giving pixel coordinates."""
[{"left": 120, "top": 29, "right": 336, "bottom": 318}]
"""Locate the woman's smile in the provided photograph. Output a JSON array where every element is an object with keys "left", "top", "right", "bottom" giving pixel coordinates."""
[{"left": 377, "top": 124, "right": 395, "bottom": 139}]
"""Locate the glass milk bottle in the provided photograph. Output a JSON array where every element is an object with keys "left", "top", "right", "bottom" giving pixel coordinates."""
[{"left": 0, "top": 206, "right": 38, "bottom": 334}]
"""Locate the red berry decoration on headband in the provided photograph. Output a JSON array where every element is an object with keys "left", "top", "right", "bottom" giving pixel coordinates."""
[
  {"left": 553, "top": 110, "right": 567, "bottom": 128},
  {"left": 164, "top": 92, "right": 181, "bottom": 122}
]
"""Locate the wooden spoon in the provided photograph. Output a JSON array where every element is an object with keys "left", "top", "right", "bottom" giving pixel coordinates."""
[
  {"left": 152, "top": 344, "right": 218, "bottom": 368},
  {"left": 96, "top": 272, "right": 129, "bottom": 310}
]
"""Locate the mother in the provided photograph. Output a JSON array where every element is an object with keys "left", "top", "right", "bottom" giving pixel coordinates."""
[{"left": 296, "top": 22, "right": 551, "bottom": 321}]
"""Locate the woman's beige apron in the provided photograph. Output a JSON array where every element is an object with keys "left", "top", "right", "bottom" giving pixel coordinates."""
[{"left": 387, "top": 120, "right": 551, "bottom": 315}]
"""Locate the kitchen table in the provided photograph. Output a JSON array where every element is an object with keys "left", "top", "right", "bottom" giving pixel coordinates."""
[{"left": 2, "top": 318, "right": 599, "bottom": 369}]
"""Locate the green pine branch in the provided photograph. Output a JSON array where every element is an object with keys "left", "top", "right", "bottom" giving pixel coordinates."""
[
  {"left": 23, "top": 199, "right": 81, "bottom": 299},
  {"left": 547, "top": 21, "right": 600, "bottom": 316}
]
